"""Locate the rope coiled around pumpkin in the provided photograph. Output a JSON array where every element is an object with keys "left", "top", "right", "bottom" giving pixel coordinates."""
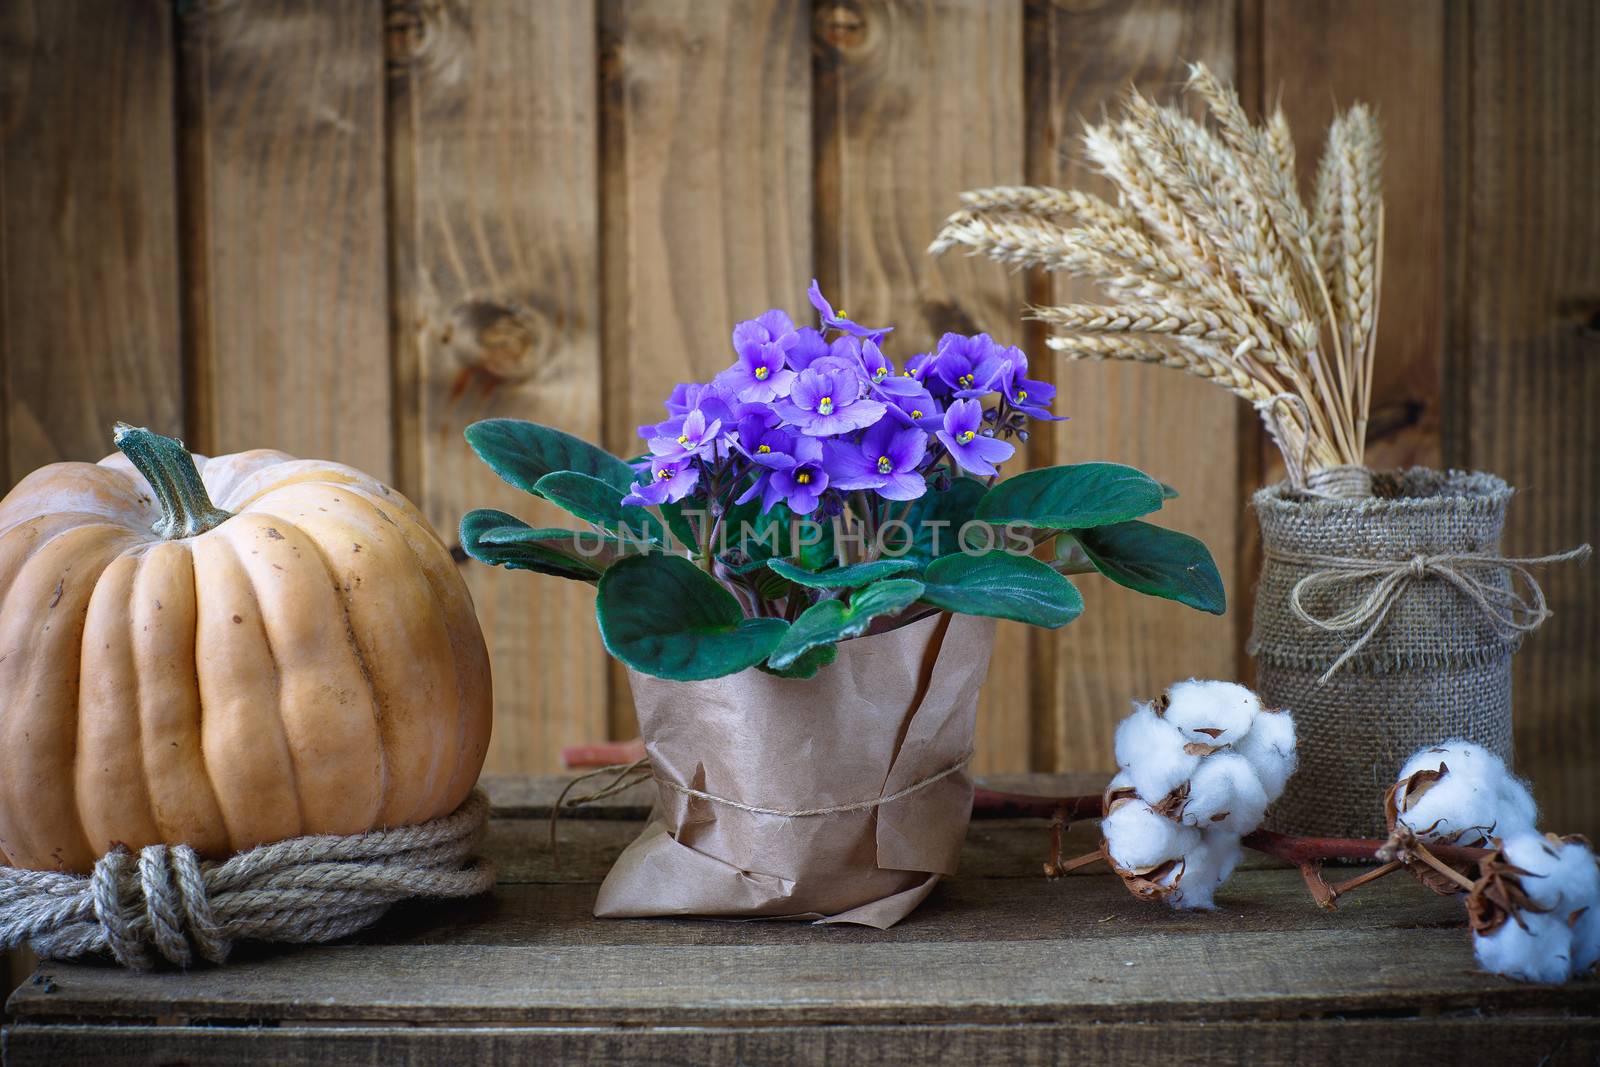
[{"left": 0, "top": 790, "right": 495, "bottom": 970}]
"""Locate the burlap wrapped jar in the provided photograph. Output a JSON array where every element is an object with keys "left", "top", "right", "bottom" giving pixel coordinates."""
[{"left": 1250, "top": 468, "right": 1526, "bottom": 838}]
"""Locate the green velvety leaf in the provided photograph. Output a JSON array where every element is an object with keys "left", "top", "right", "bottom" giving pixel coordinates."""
[
  {"left": 465, "top": 419, "right": 637, "bottom": 495},
  {"left": 882, "top": 477, "right": 987, "bottom": 563},
  {"left": 1160, "top": 482, "right": 1180, "bottom": 500},
  {"left": 758, "top": 642, "right": 838, "bottom": 679},
  {"left": 657, "top": 500, "right": 701, "bottom": 553},
  {"left": 766, "top": 578, "right": 926, "bottom": 670},
  {"left": 459, "top": 509, "right": 611, "bottom": 582},
  {"left": 1070, "top": 520, "right": 1226, "bottom": 615},
  {"left": 767, "top": 557, "right": 919, "bottom": 589},
  {"left": 597, "top": 555, "right": 788, "bottom": 680},
  {"left": 919, "top": 550, "right": 1084, "bottom": 628},
  {"left": 975, "top": 462, "right": 1165, "bottom": 530},
  {"left": 533, "top": 471, "right": 662, "bottom": 541}
]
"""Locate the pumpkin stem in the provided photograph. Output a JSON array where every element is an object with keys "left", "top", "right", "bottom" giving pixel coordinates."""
[{"left": 113, "top": 423, "right": 233, "bottom": 538}]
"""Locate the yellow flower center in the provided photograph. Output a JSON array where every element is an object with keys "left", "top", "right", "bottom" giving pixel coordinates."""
[
  {"left": 873, "top": 367, "right": 888, "bottom": 381},
  {"left": 796, "top": 471, "right": 812, "bottom": 485},
  {"left": 958, "top": 373, "right": 974, "bottom": 388},
  {"left": 677, "top": 434, "right": 690, "bottom": 445},
  {"left": 876, "top": 455, "right": 893, "bottom": 474},
  {"left": 754, "top": 366, "right": 770, "bottom": 380},
  {"left": 1017, "top": 389, "right": 1028, "bottom": 401},
  {"left": 900, "top": 369, "right": 914, "bottom": 377},
  {"left": 958, "top": 430, "right": 976, "bottom": 445},
  {"left": 656, "top": 467, "right": 675, "bottom": 480},
  {"left": 756, "top": 444, "right": 771, "bottom": 454},
  {"left": 817, "top": 396, "right": 835, "bottom": 415},
  {"left": 910, "top": 409, "right": 923, "bottom": 420}
]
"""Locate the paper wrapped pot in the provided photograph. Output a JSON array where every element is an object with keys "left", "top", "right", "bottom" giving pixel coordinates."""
[{"left": 595, "top": 611, "right": 995, "bottom": 928}]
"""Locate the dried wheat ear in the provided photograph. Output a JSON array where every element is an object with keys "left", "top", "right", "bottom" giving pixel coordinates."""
[{"left": 931, "top": 62, "right": 1384, "bottom": 495}]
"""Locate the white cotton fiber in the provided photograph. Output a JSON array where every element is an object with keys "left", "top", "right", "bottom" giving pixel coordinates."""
[
  {"left": 1114, "top": 703, "right": 1200, "bottom": 803},
  {"left": 1473, "top": 832, "right": 1600, "bottom": 982},
  {"left": 1164, "top": 679, "right": 1260, "bottom": 747},
  {"left": 1178, "top": 752, "right": 1271, "bottom": 834},
  {"left": 1231, "top": 708, "right": 1297, "bottom": 801},
  {"left": 1102, "top": 799, "right": 1200, "bottom": 872},
  {"left": 1394, "top": 741, "right": 1537, "bottom": 846},
  {"left": 1103, "top": 682, "right": 1290, "bottom": 912},
  {"left": 1166, "top": 831, "right": 1244, "bottom": 911},
  {"left": 1473, "top": 912, "right": 1575, "bottom": 984}
]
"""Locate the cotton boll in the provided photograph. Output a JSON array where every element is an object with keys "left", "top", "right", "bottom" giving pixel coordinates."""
[
  {"left": 1552, "top": 839, "right": 1600, "bottom": 974},
  {"left": 1473, "top": 912, "right": 1575, "bottom": 984},
  {"left": 1520, "top": 834, "right": 1600, "bottom": 975},
  {"left": 1498, "top": 774, "right": 1540, "bottom": 836},
  {"left": 1471, "top": 833, "right": 1600, "bottom": 982},
  {"left": 1114, "top": 703, "right": 1199, "bottom": 803},
  {"left": 1231, "top": 708, "right": 1297, "bottom": 801},
  {"left": 1166, "top": 831, "right": 1244, "bottom": 910},
  {"left": 1394, "top": 741, "right": 1535, "bottom": 845},
  {"left": 1178, "top": 752, "right": 1271, "bottom": 835},
  {"left": 1102, "top": 798, "right": 1200, "bottom": 872},
  {"left": 1500, "top": 831, "right": 1567, "bottom": 909},
  {"left": 1163, "top": 680, "right": 1260, "bottom": 747}
]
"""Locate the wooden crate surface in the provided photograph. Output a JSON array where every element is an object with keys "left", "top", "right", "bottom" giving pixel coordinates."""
[{"left": 4, "top": 774, "right": 1596, "bottom": 1065}]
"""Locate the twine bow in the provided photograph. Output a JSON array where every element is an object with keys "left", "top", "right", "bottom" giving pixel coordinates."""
[
  {"left": 1275, "top": 545, "right": 1592, "bottom": 683},
  {"left": 0, "top": 790, "right": 495, "bottom": 970}
]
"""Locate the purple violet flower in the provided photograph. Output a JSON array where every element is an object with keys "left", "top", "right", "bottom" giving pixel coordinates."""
[
  {"left": 881, "top": 382, "right": 942, "bottom": 429},
  {"left": 733, "top": 421, "right": 801, "bottom": 513},
  {"left": 638, "top": 382, "right": 743, "bottom": 441},
  {"left": 997, "top": 345, "right": 1065, "bottom": 420},
  {"left": 808, "top": 279, "right": 893, "bottom": 339},
  {"left": 622, "top": 456, "right": 700, "bottom": 507},
  {"left": 769, "top": 435, "right": 830, "bottom": 514},
  {"left": 774, "top": 367, "right": 886, "bottom": 436},
  {"left": 824, "top": 423, "right": 929, "bottom": 500},
  {"left": 860, "top": 339, "right": 894, "bottom": 385},
  {"left": 719, "top": 309, "right": 799, "bottom": 402},
  {"left": 785, "top": 326, "right": 830, "bottom": 371},
  {"left": 936, "top": 398, "right": 1015, "bottom": 477},
  {"left": 647, "top": 407, "right": 722, "bottom": 461},
  {"left": 903, "top": 351, "right": 937, "bottom": 382},
  {"left": 933, "top": 333, "right": 1008, "bottom": 397}
]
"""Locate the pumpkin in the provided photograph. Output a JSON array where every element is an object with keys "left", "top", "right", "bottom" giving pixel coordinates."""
[{"left": 0, "top": 425, "right": 492, "bottom": 872}]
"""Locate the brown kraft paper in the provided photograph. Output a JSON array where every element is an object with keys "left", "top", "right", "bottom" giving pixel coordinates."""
[{"left": 593, "top": 611, "right": 996, "bottom": 928}]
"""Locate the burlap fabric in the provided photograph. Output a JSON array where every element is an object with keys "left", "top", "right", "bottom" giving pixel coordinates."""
[{"left": 1250, "top": 469, "right": 1517, "bottom": 838}]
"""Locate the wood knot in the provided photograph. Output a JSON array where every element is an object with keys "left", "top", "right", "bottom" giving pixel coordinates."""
[
  {"left": 385, "top": 0, "right": 468, "bottom": 81},
  {"left": 442, "top": 299, "right": 546, "bottom": 385},
  {"left": 814, "top": 2, "right": 868, "bottom": 53}
]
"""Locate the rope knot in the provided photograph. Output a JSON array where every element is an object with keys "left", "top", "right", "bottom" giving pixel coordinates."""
[
  {"left": 1269, "top": 544, "right": 1591, "bottom": 683},
  {"left": 0, "top": 790, "right": 496, "bottom": 971}
]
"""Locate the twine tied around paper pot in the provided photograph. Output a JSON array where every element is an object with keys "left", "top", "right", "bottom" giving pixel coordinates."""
[
  {"left": 550, "top": 753, "right": 975, "bottom": 848},
  {"left": 0, "top": 791, "right": 495, "bottom": 971},
  {"left": 1274, "top": 545, "right": 1592, "bottom": 683}
]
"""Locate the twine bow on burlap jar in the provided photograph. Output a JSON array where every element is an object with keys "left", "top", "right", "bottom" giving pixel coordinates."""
[
  {"left": 1249, "top": 468, "right": 1591, "bottom": 838},
  {"left": 0, "top": 791, "right": 495, "bottom": 970}
]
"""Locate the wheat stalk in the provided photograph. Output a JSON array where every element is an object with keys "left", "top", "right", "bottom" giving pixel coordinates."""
[{"left": 932, "top": 62, "right": 1385, "bottom": 494}]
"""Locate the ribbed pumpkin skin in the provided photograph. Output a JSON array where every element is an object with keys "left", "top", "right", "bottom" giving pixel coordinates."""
[{"left": 0, "top": 448, "right": 492, "bottom": 873}]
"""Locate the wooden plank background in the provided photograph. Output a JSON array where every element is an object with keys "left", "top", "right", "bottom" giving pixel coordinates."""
[{"left": 1, "top": 0, "right": 1595, "bottom": 834}]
